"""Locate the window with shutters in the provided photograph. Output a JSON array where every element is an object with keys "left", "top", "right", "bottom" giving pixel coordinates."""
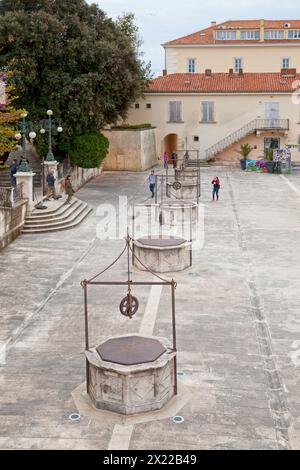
[
  {"left": 187, "top": 58, "right": 196, "bottom": 73},
  {"left": 201, "top": 102, "right": 215, "bottom": 123},
  {"left": 234, "top": 58, "right": 243, "bottom": 72},
  {"left": 216, "top": 31, "right": 237, "bottom": 40},
  {"left": 169, "top": 101, "right": 183, "bottom": 122},
  {"left": 240, "top": 30, "right": 260, "bottom": 40},
  {"left": 265, "top": 30, "right": 284, "bottom": 39},
  {"left": 282, "top": 58, "right": 290, "bottom": 68},
  {"left": 288, "top": 30, "right": 300, "bottom": 39}
]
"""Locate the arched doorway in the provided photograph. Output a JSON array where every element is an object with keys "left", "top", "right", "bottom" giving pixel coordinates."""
[{"left": 164, "top": 134, "right": 178, "bottom": 160}]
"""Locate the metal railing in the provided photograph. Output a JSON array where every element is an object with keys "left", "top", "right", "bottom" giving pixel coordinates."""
[
  {"left": 204, "top": 119, "right": 289, "bottom": 160},
  {"left": 0, "top": 183, "right": 24, "bottom": 207}
]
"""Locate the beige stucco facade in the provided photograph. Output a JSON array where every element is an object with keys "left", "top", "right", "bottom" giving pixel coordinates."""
[
  {"left": 126, "top": 93, "right": 300, "bottom": 163},
  {"left": 102, "top": 128, "right": 157, "bottom": 171},
  {"left": 165, "top": 45, "right": 300, "bottom": 74}
]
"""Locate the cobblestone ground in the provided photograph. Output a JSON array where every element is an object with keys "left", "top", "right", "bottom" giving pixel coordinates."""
[{"left": 0, "top": 167, "right": 300, "bottom": 450}]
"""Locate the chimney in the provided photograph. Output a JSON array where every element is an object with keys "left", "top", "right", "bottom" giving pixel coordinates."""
[
  {"left": 239, "top": 68, "right": 244, "bottom": 75},
  {"left": 205, "top": 69, "right": 212, "bottom": 77},
  {"left": 229, "top": 68, "right": 234, "bottom": 75},
  {"left": 162, "top": 69, "right": 167, "bottom": 76},
  {"left": 211, "top": 21, "right": 217, "bottom": 26},
  {"left": 281, "top": 68, "right": 296, "bottom": 77},
  {"left": 260, "top": 19, "right": 265, "bottom": 42}
]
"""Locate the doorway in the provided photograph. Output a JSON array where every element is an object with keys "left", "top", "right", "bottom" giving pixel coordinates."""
[
  {"left": 164, "top": 134, "right": 178, "bottom": 160},
  {"left": 265, "top": 102, "right": 280, "bottom": 128}
]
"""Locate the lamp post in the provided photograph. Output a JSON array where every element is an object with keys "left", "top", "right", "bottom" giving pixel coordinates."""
[
  {"left": 40, "top": 109, "right": 63, "bottom": 162},
  {"left": 14, "top": 113, "right": 37, "bottom": 172}
]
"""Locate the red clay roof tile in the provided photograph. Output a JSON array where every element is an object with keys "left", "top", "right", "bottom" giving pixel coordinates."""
[
  {"left": 164, "top": 20, "right": 300, "bottom": 46},
  {"left": 147, "top": 73, "right": 300, "bottom": 93}
]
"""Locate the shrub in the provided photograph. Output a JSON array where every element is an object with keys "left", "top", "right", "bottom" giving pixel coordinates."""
[{"left": 64, "top": 132, "right": 109, "bottom": 169}]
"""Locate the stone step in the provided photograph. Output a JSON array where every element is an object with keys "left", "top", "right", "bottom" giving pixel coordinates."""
[
  {"left": 27, "top": 198, "right": 80, "bottom": 222},
  {"left": 25, "top": 201, "right": 85, "bottom": 227},
  {"left": 23, "top": 201, "right": 89, "bottom": 230},
  {"left": 22, "top": 205, "right": 93, "bottom": 234},
  {"left": 31, "top": 196, "right": 78, "bottom": 216}
]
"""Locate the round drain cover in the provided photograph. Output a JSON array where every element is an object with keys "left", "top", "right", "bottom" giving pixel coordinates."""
[
  {"left": 172, "top": 416, "right": 184, "bottom": 424},
  {"left": 69, "top": 413, "right": 81, "bottom": 422}
]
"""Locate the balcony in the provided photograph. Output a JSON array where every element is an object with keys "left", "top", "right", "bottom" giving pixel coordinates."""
[{"left": 256, "top": 119, "right": 289, "bottom": 131}]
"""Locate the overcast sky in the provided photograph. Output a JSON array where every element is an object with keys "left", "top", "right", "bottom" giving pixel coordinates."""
[{"left": 92, "top": 0, "right": 300, "bottom": 76}]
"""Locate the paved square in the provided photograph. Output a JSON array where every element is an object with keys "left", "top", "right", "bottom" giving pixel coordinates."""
[{"left": 0, "top": 167, "right": 300, "bottom": 450}]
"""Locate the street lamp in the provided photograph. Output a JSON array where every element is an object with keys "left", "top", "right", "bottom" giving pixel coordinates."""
[
  {"left": 15, "top": 112, "right": 37, "bottom": 172},
  {"left": 42, "top": 109, "right": 63, "bottom": 162}
]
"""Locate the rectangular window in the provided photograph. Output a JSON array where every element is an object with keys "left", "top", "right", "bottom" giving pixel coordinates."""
[
  {"left": 288, "top": 30, "right": 300, "bottom": 39},
  {"left": 282, "top": 58, "right": 290, "bottom": 68},
  {"left": 193, "top": 136, "right": 199, "bottom": 142},
  {"left": 265, "top": 30, "right": 284, "bottom": 39},
  {"left": 201, "top": 102, "right": 215, "bottom": 123},
  {"left": 135, "top": 103, "right": 140, "bottom": 109},
  {"left": 216, "top": 30, "right": 237, "bottom": 40},
  {"left": 234, "top": 58, "right": 243, "bottom": 72},
  {"left": 187, "top": 58, "right": 196, "bottom": 73},
  {"left": 169, "top": 101, "right": 182, "bottom": 122},
  {"left": 146, "top": 103, "right": 151, "bottom": 109},
  {"left": 240, "top": 30, "right": 260, "bottom": 40},
  {"left": 264, "top": 137, "right": 280, "bottom": 150}
]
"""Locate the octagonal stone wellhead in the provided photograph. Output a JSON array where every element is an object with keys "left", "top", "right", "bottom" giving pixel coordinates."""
[
  {"left": 132, "top": 236, "right": 192, "bottom": 273},
  {"left": 166, "top": 180, "right": 200, "bottom": 202},
  {"left": 85, "top": 335, "right": 176, "bottom": 414},
  {"left": 159, "top": 200, "right": 198, "bottom": 226}
]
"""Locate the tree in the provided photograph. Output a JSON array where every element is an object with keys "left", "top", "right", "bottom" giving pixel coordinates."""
[
  {"left": 0, "top": 74, "right": 23, "bottom": 161},
  {"left": 62, "top": 132, "right": 109, "bottom": 169},
  {"left": 0, "top": 0, "right": 151, "bottom": 163}
]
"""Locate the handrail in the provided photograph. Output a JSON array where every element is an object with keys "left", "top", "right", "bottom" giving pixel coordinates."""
[{"left": 204, "top": 119, "right": 289, "bottom": 160}]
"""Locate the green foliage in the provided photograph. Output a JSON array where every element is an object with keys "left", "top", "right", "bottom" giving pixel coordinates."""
[
  {"left": 264, "top": 148, "right": 274, "bottom": 162},
  {"left": 0, "top": 1, "right": 151, "bottom": 141},
  {"left": 112, "top": 123, "right": 152, "bottom": 130},
  {"left": 62, "top": 132, "right": 109, "bottom": 168},
  {"left": 235, "top": 143, "right": 253, "bottom": 160},
  {"left": 0, "top": 80, "right": 23, "bottom": 157}
]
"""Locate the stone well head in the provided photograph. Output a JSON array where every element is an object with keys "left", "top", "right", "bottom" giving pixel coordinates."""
[{"left": 86, "top": 335, "right": 176, "bottom": 415}]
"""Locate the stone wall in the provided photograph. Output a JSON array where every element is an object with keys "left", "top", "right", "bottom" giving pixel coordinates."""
[
  {"left": 102, "top": 128, "right": 157, "bottom": 172},
  {"left": 0, "top": 201, "right": 27, "bottom": 251},
  {"left": 58, "top": 164, "right": 103, "bottom": 192}
]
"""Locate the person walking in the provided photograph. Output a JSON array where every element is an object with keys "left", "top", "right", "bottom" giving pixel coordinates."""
[
  {"left": 64, "top": 175, "right": 75, "bottom": 204},
  {"left": 171, "top": 152, "right": 177, "bottom": 169},
  {"left": 45, "top": 171, "right": 57, "bottom": 200},
  {"left": 163, "top": 151, "right": 169, "bottom": 170},
  {"left": 10, "top": 159, "right": 18, "bottom": 187},
  {"left": 212, "top": 176, "right": 221, "bottom": 201},
  {"left": 148, "top": 170, "right": 157, "bottom": 199}
]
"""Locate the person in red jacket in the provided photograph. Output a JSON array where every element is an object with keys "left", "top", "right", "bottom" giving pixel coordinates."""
[{"left": 212, "top": 176, "right": 220, "bottom": 201}]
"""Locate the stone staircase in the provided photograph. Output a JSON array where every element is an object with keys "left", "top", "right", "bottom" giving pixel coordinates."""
[
  {"left": 204, "top": 119, "right": 290, "bottom": 161},
  {"left": 292, "top": 163, "right": 300, "bottom": 173},
  {"left": 22, "top": 196, "right": 92, "bottom": 234},
  {"left": 186, "top": 159, "right": 209, "bottom": 168},
  {"left": 0, "top": 168, "right": 11, "bottom": 187}
]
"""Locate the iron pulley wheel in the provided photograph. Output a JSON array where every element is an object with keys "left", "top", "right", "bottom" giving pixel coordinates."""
[
  {"left": 173, "top": 181, "right": 182, "bottom": 191},
  {"left": 120, "top": 294, "right": 139, "bottom": 318}
]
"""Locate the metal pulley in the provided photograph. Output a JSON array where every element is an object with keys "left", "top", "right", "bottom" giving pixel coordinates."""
[
  {"left": 119, "top": 294, "right": 139, "bottom": 318},
  {"left": 173, "top": 181, "right": 182, "bottom": 191}
]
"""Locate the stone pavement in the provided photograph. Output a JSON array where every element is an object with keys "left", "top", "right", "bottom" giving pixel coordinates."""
[{"left": 0, "top": 167, "right": 300, "bottom": 450}]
